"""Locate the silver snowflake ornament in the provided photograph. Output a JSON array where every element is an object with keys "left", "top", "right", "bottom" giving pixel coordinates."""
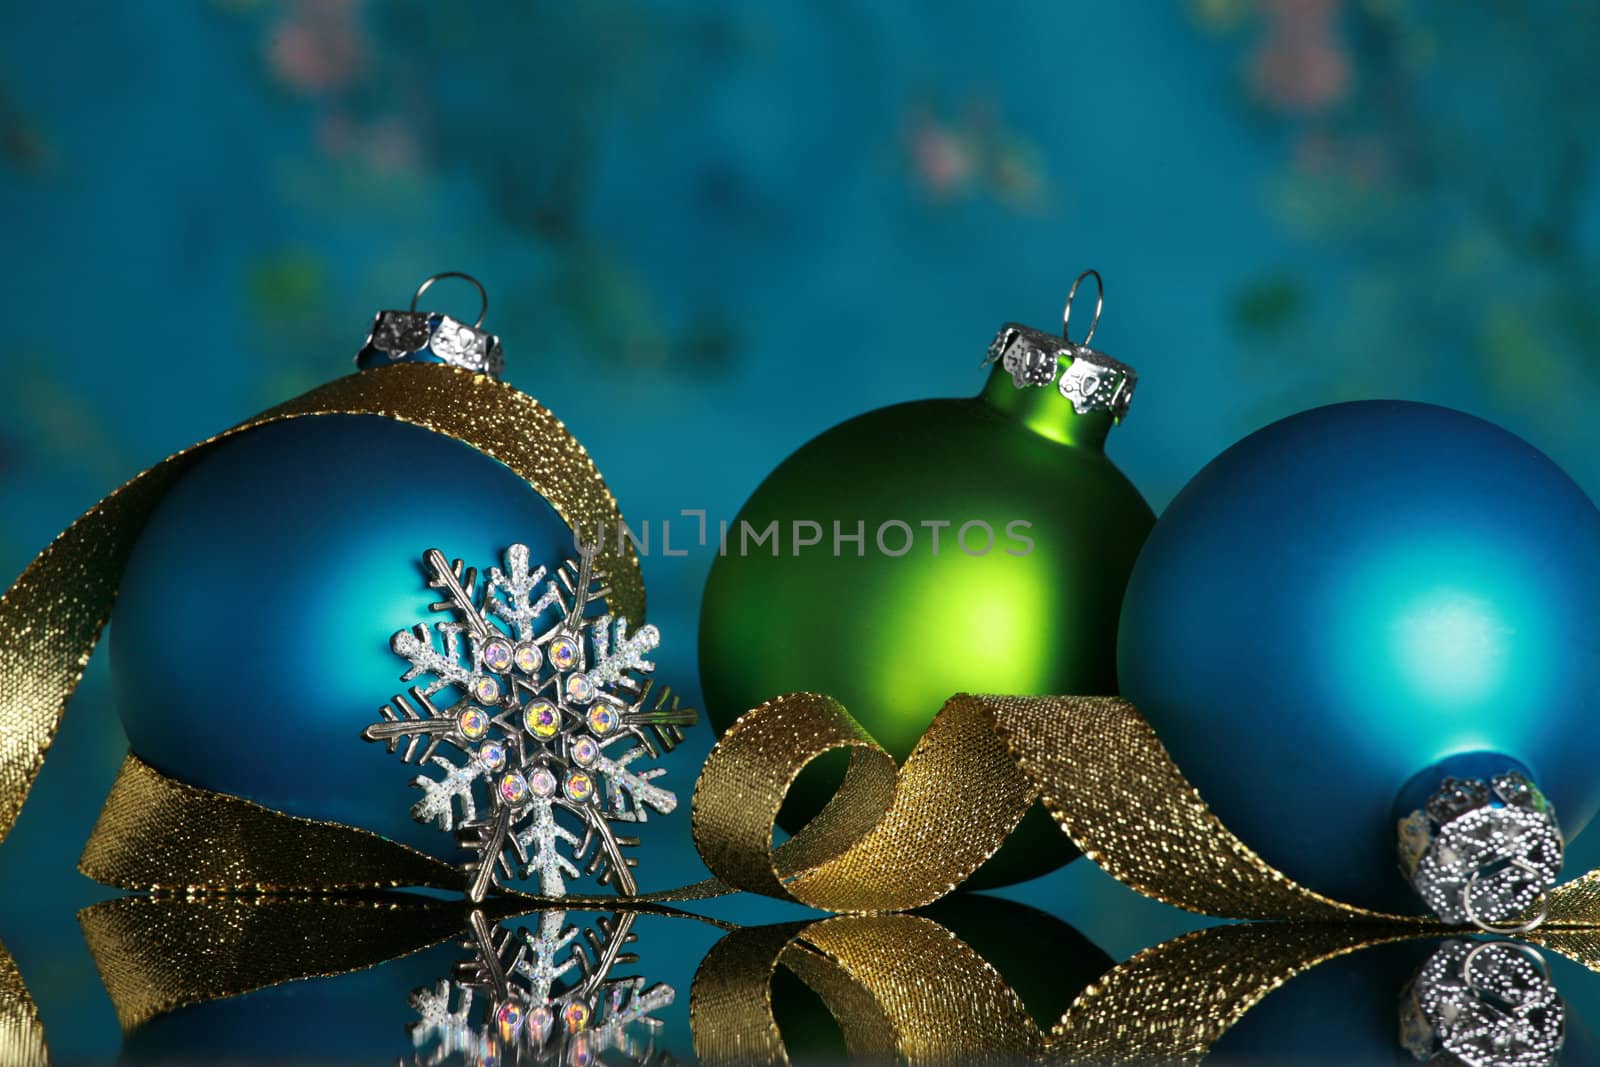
[
  {"left": 406, "top": 908, "right": 675, "bottom": 1067},
  {"left": 363, "top": 542, "right": 697, "bottom": 901}
]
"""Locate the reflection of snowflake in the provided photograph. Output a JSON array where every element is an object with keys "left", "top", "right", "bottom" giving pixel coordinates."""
[
  {"left": 364, "top": 542, "right": 697, "bottom": 901},
  {"left": 408, "top": 909, "right": 675, "bottom": 1067}
]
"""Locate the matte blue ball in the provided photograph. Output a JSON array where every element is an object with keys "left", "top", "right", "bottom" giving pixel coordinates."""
[
  {"left": 1117, "top": 401, "right": 1600, "bottom": 913},
  {"left": 111, "top": 415, "right": 580, "bottom": 858}
]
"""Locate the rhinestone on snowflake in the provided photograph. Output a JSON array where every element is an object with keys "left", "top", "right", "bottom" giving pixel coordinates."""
[
  {"left": 362, "top": 542, "right": 699, "bottom": 902},
  {"left": 526, "top": 699, "right": 560, "bottom": 738},
  {"left": 458, "top": 706, "right": 490, "bottom": 739},
  {"left": 406, "top": 909, "right": 674, "bottom": 1067},
  {"left": 587, "top": 706, "right": 618, "bottom": 736}
]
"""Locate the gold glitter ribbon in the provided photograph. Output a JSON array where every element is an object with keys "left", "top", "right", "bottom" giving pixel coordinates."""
[
  {"left": 6, "top": 362, "right": 1599, "bottom": 924},
  {"left": 0, "top": 363, "right": 641, "bottom": 848},
  {"left": 0, "top": 937, "right": 46, "bottom": 1067},
  {"left": 80, "top": 754, "right": 470, "bottom": 893},
  {"left": 683, "top": 692, "right": 1600, "bottom": 923},
  {"left": 74, "top": 897, "right": 1600, "bottom": 1063},
  {"left": 77, "top": 693, "right": 1600, "bottom": 923}
]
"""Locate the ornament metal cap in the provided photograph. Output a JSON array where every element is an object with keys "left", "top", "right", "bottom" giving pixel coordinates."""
[
  {"left": 1397, "top": 770, "right": 1563, "bottom": 929},
  {"left": 981, "top": 269, "right": 1137, "bottom": 421},
  {"left": 356, "top": 272, "right": 505, "bottom": 380}
]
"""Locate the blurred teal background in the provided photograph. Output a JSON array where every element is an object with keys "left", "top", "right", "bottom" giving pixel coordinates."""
[{"left": 3, "top": 1, "right": 1600, "bottom": 1059}]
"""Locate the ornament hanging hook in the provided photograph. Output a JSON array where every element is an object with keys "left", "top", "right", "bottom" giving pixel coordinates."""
[
  {"left": 411, "top": 272, "right": 489, "bottom": 329},
  {"left": 1062, "top": 269, "right": 1103, "bottom": 347}
]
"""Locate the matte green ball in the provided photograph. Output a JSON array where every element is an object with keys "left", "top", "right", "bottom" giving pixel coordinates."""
[{"left": 699, "top": 367, "right": 1154, "bottom": 886}]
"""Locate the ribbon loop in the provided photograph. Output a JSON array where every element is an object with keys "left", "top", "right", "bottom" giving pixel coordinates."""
[
  {"left": 692, "top": 692, "right": 1036, "bottom": 912},
  {"left": 691, "top": 914, "right": 1041, "bottom": 1066}
]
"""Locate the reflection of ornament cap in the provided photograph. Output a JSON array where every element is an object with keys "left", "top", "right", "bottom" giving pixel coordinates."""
[
  {"left": 356, "top": 272, "right": 505, "bottom": 380},
  {"left": 980, "top": 270, "right": 1137, "bottom": 421},
  {"left": 1401, "top": 939, "right": 1565, "bottom": 1066}
]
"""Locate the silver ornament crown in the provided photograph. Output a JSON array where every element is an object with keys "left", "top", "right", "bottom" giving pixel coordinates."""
[
  {"left": 357, "top": 271, "right": 506, "bottom": 380},
  {"left": 980, "top": 269, "right": 1137, "bottom": 421},
  {"left": 1398, "top": 771, "right": 1563, "bottom": 929},
  {"left": 363, "top": 541, "right": 697, "bottom": 902}
]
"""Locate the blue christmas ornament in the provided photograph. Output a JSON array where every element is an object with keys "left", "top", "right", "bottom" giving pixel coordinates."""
[
  {"left": 111, "top": 415, "right": 576, "bottom": 857},
  {"left": 1117, "top": 401, "right": 1600, "bottom": 919},
  {"left": 111, "top": 275, "right": 666, "bottom": 865}
]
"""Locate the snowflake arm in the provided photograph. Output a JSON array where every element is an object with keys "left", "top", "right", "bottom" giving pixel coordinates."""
[
  {"left": 407, "top": 980, "right": 473, "bottom": 1052},
  {"left": 485, "top": 542, "right": 559, "bottom": 641},
  {"left": 591, "top": 979, "right": 675, "bottom": 1053},
  {"left": 511, "top": 798, "right": 583, "bottom": 896},
  {"left": 615, "top": 678, "right": 698, "bottom": 758},
  {"left": 459, "top": 806, "right": 516, "bottom": 903},
  {"left": 410, "top": 756, "right": 482, "bottom": 831},
  {"left": 560, "top": 543, "right": 602, "bottom": 633},
  {"left": 595, "top": 746, "right": 676, "bottom": 822},
  {"left": 513, "top": 910, "right": 581, "bottom": 1002},
  {"left": 587, "top": 617, "right": 659, "bottom": 686},
  {"left": 392, "top": 624, "right": 479, "bottom": 697},
  {"left": 577, "top": 811, "right": 640, "bottom": 895},
  {"left": 363, "top": 688, "right": 462, "bottom": 764},
  {"left": 422, "top": 549, "right": 494, "bottom": 641},
  {"left": 626, "top": 981, "right": 676, "bottom": 1023},
  {"left": 529, "top": 543, "right": 609, "bottom": 644}
]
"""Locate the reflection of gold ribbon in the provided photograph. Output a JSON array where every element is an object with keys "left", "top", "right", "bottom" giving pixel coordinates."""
[
  {"left": 0, "top": 937, "right": 46, "bottom": 1067},
  {"left": 77, "top": 895, "right": 729, "bottom": 1034},
  {"left": 1057, "top": 924, "right": 1600, "bottom": 1066},
  {"left": 74, "top": 897, "right": 1600, "bottom": 1064},
  {"left": 5, "top": 363, "right": 1600, "bottom": 923},
  {"left": 691, "top": 914, "right": 1043, "bottom": 1064},
  {"left": 81, "top": 895, "right": 473, "bottom": 1032},
  {"left": 78, "top": 893, "right": 730, "bottom": 1033},
  {"left": 690, "top": 918, "right": 1419, "bottom": 1066},
  {"left": 693, "top": 918, "right": 1600, "bottom": 1066}
]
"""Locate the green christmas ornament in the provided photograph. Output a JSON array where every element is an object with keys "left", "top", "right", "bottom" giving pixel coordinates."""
[{"left": 698, "top": 272, "right": 1155, "bottom": 886}]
